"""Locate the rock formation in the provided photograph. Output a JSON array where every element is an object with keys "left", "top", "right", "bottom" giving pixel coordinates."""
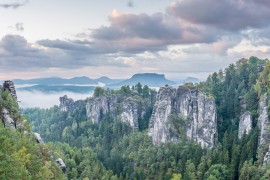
[
  {"left": 3, "top": 80, "right": 17, "bottom": 99},
  {"left": 56, "top": 158, "right": 67, "bottom": 174},
  {"left": 120, "top": 97, "right": 139, "bottom": 128},
  {"left": 59, "top": 95, "right": 84, "bottom": 112},
  {"left": 1, "top": 108, "right": 15, "bottom": 129},
  {"left": 148, "top": 85, "right": 217, "bottom": 148},
  {"left": 238, "top": 111, "right": 252, "bottom": 138},
  {"left": 86, "top": 95, "right": 110, "bottom": 124},
  {"left": 85, "top": 94, "right": 154, "bottom": 129},
  {"left": 263, "top": 145, "right": 270, "bottom": 166},
  {"left": 34, "top": 132, "right": 44, "bottom": 143},
  {"left": 0, "top": 80, "right": 66, "bottom": 174},
  {"left": 59, "top": 95, "right": 75, "bottom": 111},
  {"left": 33, "top": 132, "right": 66, "bottom": 173},
  {"left": 258, "top": 93, "right": 270, "bottom": 148}
]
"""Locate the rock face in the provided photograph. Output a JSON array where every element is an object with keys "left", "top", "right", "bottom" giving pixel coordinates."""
[
  {"left": 86, "top": 95, "right": 110, "bottom": 124},
  {"left": 263, "top": 145, "right": 270, "bottom": 166},
  {"left": 1, "top": 108, "right": 15, "bottom": 129},
  {"left": 258, "top": 93, "right": 270, "bottom": 148},
  {"left": 85, "top": 94, "right": 154, "bottom": 129},
  {"left": 120, "top": 97, "right": 139, "bottom": 128},
  {"left": 238, "top": 111, "right": 252, "bottom": 138},
  {"left": 34, "top": 132, "right": 44, "bottom": 143},
  {"left": 148, "top": 86, "right": 176, "bottom": 144},
  {"left": 56, "top": 158, "right": 66, "bottom": 174},
  {"left": 3, "top": 80, "right": 17, "bottom": 99},
  {"left": 59, "top": 95, "right": 84, "bottom": 112},
  {"left": 59, "top": 95, "right": 75, "bottom": 111},
  {"left": 148, "top": 86, "right": 217, "bottom": 148}
]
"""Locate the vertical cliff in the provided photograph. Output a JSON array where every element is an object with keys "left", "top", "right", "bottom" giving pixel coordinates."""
[
  {"left": 59, "top": 95, "right": 75, "bottom": 111},
  {"left": 86, "top": 95, "right": 110, "bottom": 124},
  {"left": 238, "top": 111, "right": 252, "bottom": 138},
  {"left": 148, "top": 86, "right": 176, "bottom": 144},
  {"left": 258, "top": 93, "right": 270, "bottom": 148},
  {"left": 148, "top": 85, "right": 217, "bottom": 148},
  {"left": 85, "top": 93, "right": 154, "bottom": 129},
  {"left": 256, "top": 93, "right": 270, "bottom": 164}
]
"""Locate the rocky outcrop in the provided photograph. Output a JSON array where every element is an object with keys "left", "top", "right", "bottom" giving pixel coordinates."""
[
  {"left": 1, "top": 108, "right": 15, "bottom": 129},
  {"left": 3, "top": 80, "right": 17, "bottom": 99},
  {"left": 86, "top": 95, "right": 109, "bottom": 124},
  {"left": 148, "top": 86, "right": 176, "bottom": 144},
  {"left": 59, "top": 95, "right": 85, "bottom": 112},
  {"left": 34, "top": 132, "right": 44, "bottom": 143},
  {"left": 148, "top": 86, "right": 217, "bottom": 148},
  {"left": 238, "top": 111, "right": 252, "bottom": 138},
  {"left": 59, "top": 95, "right": 75, "bottom": 111},
  {"left": 258, "top": 94, "right": 270, "bottom": 148},
  {"left": 56, "top": 158, "right": 66, "bottom": 174},
  {"left": 263, "top": 145, "right": 270, "bottom": 166},
  {"left": 120, "top": 97, "right": 139, "bottom": 128},
  {"left": 85, "top": 94, "right": 154, "bottom": 129},
  {"left": 33, "top": 132, "right": 66, "bottom": 173}
]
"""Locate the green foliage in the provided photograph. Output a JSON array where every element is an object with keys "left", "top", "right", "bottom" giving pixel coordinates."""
[
  {"left": 198, "top": 57, "right": 266, "bottom": 140},
  {"left": 0, "top": 88, "right": 65, "bottom": 179},
  {"left": 93, "top": 86, "right": 105, "bottom": 97},
  {"left": 205, "top": 164, "right": 229, "bottom": 180},
  {"left": 21, "top": 57, "right": 270, "bottom": 179}
]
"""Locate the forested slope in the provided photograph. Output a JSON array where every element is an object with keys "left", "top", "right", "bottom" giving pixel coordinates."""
[
  {"left": 0, "top": 82, "right": 65, "bottom": 179},
  {"left": 23, "top": 57, "right": 270, "bottom": 179}
]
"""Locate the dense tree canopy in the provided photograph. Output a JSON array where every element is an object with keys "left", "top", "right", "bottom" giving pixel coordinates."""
[{"left": 23, "top": 58, "right": 270, "bottom": 179}]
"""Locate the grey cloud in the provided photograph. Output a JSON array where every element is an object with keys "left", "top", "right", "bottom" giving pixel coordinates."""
[
  {"left": 242, "top": 27, "right": 270, "bottom": 47},
  {"left": 0, "top": 35, "right": 128, "bottom": 72},
  {"left": 0, "top": 0, "right": 28, "bottom": 9},
  {"left": 167, "top": 0, "right": 270, "bottom": 31},
  {"left": 15, "top": 23, "right": 24, "bottom": 31},
  {"left": 60, "top": 13, "right": 221, "bottom": 54}
]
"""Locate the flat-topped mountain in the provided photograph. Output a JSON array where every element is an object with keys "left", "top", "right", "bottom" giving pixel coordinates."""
[{"left": 109, "top": 73, "right": 175, "bottom": 87}]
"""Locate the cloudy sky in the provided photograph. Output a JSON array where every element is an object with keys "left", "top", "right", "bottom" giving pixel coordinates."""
[{"left": 1, "top": 0, "right": 270, "bottom": 80}]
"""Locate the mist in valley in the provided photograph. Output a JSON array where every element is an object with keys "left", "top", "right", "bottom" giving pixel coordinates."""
[{"left": 17, "top": 90, "right": 92, "bottom": 109}]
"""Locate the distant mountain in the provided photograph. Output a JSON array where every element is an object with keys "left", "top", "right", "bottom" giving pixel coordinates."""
[
  {"left": 18, "top": 85, "right": 96, "bottom": 94},
  {"left": 95, "top": 76, "right": 124, "bottom": 84},
  {"left": 173, "top": 77, "right": 201, "bottom": 85},
  {"left": 109, "top": 73, "right": 175, "bottom": 87},
  {"left": 13, "top": 76, "right": 122, "bottom": 85}
]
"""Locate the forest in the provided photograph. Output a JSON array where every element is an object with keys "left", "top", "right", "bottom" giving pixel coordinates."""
[
  {"left": 22, "top": 57, "right": 270, "bottom": 179},
  {"left": 1, "top": 56, "right": 270, "bottom": 179}
]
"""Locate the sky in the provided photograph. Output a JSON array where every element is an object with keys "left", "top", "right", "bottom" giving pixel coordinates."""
[{"left": 1, "top": 0, "right": 270, "bottom": 80}]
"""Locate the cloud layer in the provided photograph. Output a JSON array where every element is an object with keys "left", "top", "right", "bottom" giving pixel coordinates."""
[
  {"left": 167, "top": 0, "right": 270, "bottom": 31},
  {"left": 0, "top": 0, "right": 27, "bottom": 9},
  {"left": 1, "top": 0, "right": 270, "bottom": 79}
]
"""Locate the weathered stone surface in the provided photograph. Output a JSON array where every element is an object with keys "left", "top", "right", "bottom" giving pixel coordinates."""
[
  {"left": 59, "top": 95, "right": 75, "bottom": 111},
  {"left": 120, "top": 97, "right": 139, "bottom": 128},
  {"left": 3, "top": 80, "right": 17, "bottom": 100},
  {"left": 59, "top": 95, "right": 85, "bottom": 112},
  {"left": 85, "top": 94, "right": 154, "bottom": 129},
  {"left": 238, "top": 111, "right": 252, "bottom": 138},
  {"left": 1, "top": 108, "right": 15, "bottom": 129},
  {"left": 86, "top": 95, "right": 110, "bottom": 124},
  {"left": 148, "top": 86, "right": 217, "bottom": 148},
  {"left": 263, "top": 145, "right": 270, "bottom": 166},
  {"left": 56, "top": 158, "right": 66, "bottom": 174},
  {"left": 148, "top": 86, "right": 176, "bottom": 144},
  {"left": 258, "top": 94, "right": 270, "bottom": 148}
]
